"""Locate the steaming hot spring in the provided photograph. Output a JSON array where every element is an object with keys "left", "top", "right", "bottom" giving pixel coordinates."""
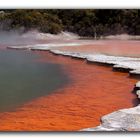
[{"left": 0, "top": 31, "right": 140, "bottom": 131}]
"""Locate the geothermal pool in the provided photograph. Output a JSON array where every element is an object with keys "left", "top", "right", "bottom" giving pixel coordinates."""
[
  {"left": 0, "top": 39, "right": 139, "bottom": 131},
  {"left": 0, "top": 50, "right": 138, "bottom": 131},
  {"left": 0, "top": 49, "right": 69, "bottom": 112}
]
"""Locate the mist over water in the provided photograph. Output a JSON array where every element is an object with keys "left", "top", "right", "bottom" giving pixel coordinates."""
[
  {"left": 0, "top": 30, "right": 41, "bottom": 46},
  {"left": 0, "top": 30, "right": 80, "bottom": 48},
  {"left": 1, "top": 29, "right": 140, "bottom": 51}
]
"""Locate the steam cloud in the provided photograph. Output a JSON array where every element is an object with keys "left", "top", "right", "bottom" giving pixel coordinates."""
[{"left": 0, "top": 30, "right": 79, "bottom": 47}]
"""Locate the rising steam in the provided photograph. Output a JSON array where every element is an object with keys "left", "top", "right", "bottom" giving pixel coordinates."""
[{"left": 0, "top": 30, "right": 79, "bottom": 47}]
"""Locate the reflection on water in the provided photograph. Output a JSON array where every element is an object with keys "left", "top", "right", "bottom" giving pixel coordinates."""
[{"left": 0, "top": 50, "right": 69, "bottom": 112}]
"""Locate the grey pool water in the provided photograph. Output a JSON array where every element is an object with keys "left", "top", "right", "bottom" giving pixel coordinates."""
[{"left": 0, "top": 50, "right": 69, "bottom": 112}]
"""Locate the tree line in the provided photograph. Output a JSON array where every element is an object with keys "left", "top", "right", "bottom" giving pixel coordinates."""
[{"left": 0, "top": 9, "right": 140, "bottom": 37}]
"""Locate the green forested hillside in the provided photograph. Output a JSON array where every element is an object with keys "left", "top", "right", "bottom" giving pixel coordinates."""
[{"left": 0, "top": 9, "right": 140, "bottom": 37}]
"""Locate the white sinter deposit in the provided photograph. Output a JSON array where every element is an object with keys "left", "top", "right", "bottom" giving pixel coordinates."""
[
  {"left": 82, "top": 104, "right": 140, "bottom": 131},
  {"left": 49, "top": 50, "right": 140, "bottom": 75},
  {"left": 8, "top": 42, "right": 92, "bottom": 51},
  {"left": 7, "top": 42, "right": 140, "bottom": 131},
  {"left": 87, "top": 54, "right": 140, "bottom": 74},
  {"left": 21, "top": 31, "right": 80, "bottom": 40}
]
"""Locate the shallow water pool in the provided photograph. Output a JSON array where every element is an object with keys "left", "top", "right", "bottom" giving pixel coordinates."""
[{"left": 0, "top": 50, "right": 69, "bottom": 112}]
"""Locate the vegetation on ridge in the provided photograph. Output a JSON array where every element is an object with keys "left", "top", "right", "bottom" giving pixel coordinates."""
[{"left": 0, "top": 9, "right": 140, "bottom": 37}]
